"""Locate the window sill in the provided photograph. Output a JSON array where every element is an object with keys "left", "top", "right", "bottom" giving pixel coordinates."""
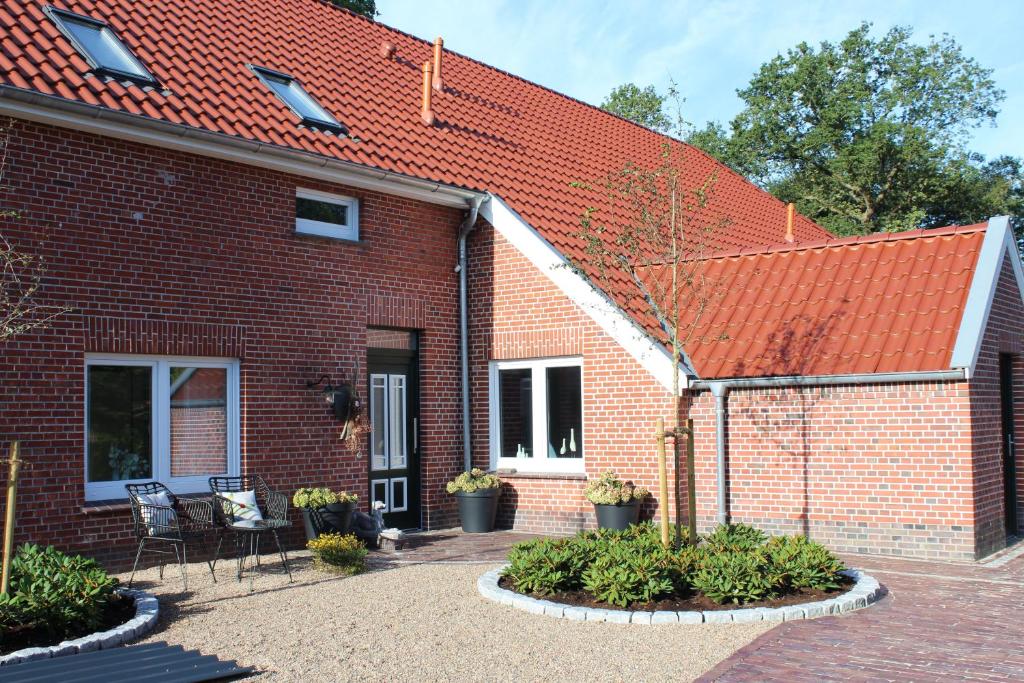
[
  {"left": 294, "top": 231, "right": 364, "bottom": 246},
  {"left": 82, "top": 492, "right": 213, "bottom": 515},
  {"left": 495, "top": 469, "right": 588, "bottom": 481}
]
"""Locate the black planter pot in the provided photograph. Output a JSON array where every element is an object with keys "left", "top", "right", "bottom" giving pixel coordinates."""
[
  {"left": 454, "top": 488, "right": 500, "bottom": 533},
  {"left": 301, "top": 501, "right": 356, "bottom": 541},
  {"left": 594, "top": 501, "right": 640, "bottom": 530}
]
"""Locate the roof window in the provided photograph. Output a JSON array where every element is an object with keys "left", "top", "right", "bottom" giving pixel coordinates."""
[
  {"left": 251, "top": 66, "right": 347, "bottom": 135},
  {"left": 45, "top": 6, "right": 156, "bottom": 85}
]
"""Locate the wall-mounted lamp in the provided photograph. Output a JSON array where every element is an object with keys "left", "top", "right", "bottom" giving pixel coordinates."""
[{"left": 306, "top": 375, "right": 356, "bottom": 422}]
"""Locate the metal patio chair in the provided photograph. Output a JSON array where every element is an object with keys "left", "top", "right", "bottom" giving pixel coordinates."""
[
  {"left": 125, "top": 481, "right": 218, "bottom": 591},
  {"left": 209, "top": 475, "right": 293, "bottom": 591}
]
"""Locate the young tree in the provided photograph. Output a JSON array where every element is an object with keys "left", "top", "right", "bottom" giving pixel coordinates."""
[
  {"left": 0, "top": 118, "right": 67, "bottom": 342},
  {"left": 689, "top": 23, "right": 1019, "bottom": 236},
  {"left": 571, "top": 98, "right": 727, "bottom": 544},
  {"left": 600, "top": 83, "right": 672, "bottom": 133}
]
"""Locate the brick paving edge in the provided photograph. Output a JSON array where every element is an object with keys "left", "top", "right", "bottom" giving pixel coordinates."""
[
  {"left": 477, "top": 566, "right": 882, "bottom": 625},
  {"left": 0, "top": 588, "right": 159, "bottom": 666}
]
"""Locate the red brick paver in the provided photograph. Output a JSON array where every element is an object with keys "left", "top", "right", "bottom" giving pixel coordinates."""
[{"left": 699, "top": 548, "right": 1024, "bottom": 682}]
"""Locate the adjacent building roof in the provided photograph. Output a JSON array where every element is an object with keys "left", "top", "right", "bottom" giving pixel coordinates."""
[{"left": 645, "top": 224, "right": 988, "bottom": 379}]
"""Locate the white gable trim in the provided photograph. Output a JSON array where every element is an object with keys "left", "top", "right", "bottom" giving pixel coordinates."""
[
  {"left": 949, "top": 216, "right": 1024, "bottom": 376},
  {"left": 480, "top": 194, "right": 686, "bottom": 393}
]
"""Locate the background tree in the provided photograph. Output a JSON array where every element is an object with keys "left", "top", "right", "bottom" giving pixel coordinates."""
[
  {"left": 601, "top": 83, "right": 672, "bottom": 133},
  {"left": 330, "top": 0, "right": 377, "bottom": 19},
  {"left": 688, "top": 23, "right": 1020, "bottom": 237}
]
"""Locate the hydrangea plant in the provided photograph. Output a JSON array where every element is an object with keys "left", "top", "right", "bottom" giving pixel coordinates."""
[
  {"left": 292, "top": 487, "right": 338, "bottom": 509},
  {"left": 446, "top": 468, "right": 501, "bottom": 494},
  {"left": 584, "top": 470, "right": 650, "bottom": 505}
]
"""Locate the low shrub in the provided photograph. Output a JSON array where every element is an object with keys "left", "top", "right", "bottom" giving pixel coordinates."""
[
  {"left": 446, "top": 468, "right": 501, "bottom": 494},
  {"left": 766, "top": 535, "right": 846, "bottom": 591},
  {"left": 583, "top": 470, "right": 650, "bottom": 505},
  {"left": 702, "top": 523, "right": 768, "bottom": 552},
  {"left": 307, "top": 533, "right": 367, "bottom": 575},
  {"left": 0, "top": 544, "right": 120, "bottom": 643},
  {"left": 689, "top": 549, "right": 780, "bottom": 604},
  {"left": 500, "top": 522, "right": 848, "bottom": 609}
]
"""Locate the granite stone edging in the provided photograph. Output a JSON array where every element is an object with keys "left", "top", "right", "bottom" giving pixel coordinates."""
[{"left": 477, "top": 567, "right": 882, "bottom": 624}]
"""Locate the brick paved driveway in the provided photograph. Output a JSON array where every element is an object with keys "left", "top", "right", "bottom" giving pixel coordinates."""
[{"left": 700, "top": 546, "right": 1024, "bottom": 682}]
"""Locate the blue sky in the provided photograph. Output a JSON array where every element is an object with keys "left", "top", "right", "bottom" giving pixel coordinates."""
[{"left": 378, "top": 0, "right": 1024, "bottom": 160}]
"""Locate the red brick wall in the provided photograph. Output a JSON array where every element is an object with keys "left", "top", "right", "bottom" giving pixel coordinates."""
[
  {"left": 688, "top": 381, "right": 977, "bottom": 559},
  {"left": 0, "top": 119, "right": 466, "bottom": 565},
  {"left": 968, "top": 258, "right": 1024, "bottom": 557}
]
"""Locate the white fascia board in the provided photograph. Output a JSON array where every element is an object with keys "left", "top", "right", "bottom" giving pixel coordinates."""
[
  {"left": 949, "top": 216, "right": 1024, "bottom": 376},
  {"left": 0, "top": 88, "right": 480, "bottom": 209},
  {"left": 480, "top": 194, "right": 687, "bottom": 393}
]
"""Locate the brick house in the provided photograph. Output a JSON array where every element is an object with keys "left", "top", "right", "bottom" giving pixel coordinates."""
[{"left": 0, "top": 1, "right": 1020, "bottom": 564}]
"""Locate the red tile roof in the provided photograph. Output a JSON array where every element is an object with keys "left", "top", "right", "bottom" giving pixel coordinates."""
[
  {"left": 7, "top": 1, "right": 982, "bottom": 380},
  {"left": 3, "top": 0, "right": 829, "bottom": 261},
  {"left": 644, "top": 224, "right": 987, "bottom": 379}
]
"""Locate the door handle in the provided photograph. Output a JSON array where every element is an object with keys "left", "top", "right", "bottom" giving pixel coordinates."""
[{"left": 413, "top": 417, "right": 418, "bottom": 453}]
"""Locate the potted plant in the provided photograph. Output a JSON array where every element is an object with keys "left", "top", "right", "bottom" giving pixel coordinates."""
[
  {"left": 293, "top": 488, "right": 359, "bottom": 540},
  {"left": 584, "top": 470, "right": 650, "bottom": 530},
  {"left": 446, "top": 468, "right": 502, "bottom": 533}
]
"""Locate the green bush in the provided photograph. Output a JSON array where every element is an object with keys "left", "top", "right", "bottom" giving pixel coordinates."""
[
  {"left": 702, "top": 523, "right": 768, "bottom": 552},
  {"left": 689, "top": 549, "right": 781, "bottom": 604},
  {"left": 307, "top": 533, "right": 367, "bottom": 575},
  {"left": 504, "top": 538, "right": 594, "bottom": 595},
  {"left": 500, "top": 522, "right": 847, "bottom": 608},
  {"left": 0, "top": 544, "right": 119, "bottom": 642},
  {"left": 581, "top": 542, "right": 674, "bottom": 607},
  {"left": 766, "top": 536, "right": 846, "bottom": 591}
]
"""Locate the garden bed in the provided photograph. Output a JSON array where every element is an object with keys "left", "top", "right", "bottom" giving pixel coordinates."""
[
  {"left": 1, "top": 592, "right": 136, "bottom": 655},
  {"left": 496, "top": 575, "right": 851, "bottom": 612},
  {"left": 486, "top": 523, "right": 883, "bottom": 622}
]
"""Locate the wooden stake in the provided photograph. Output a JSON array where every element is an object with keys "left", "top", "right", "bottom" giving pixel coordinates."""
[
  {"left": 686, "top": 418, "right": 697, "bottom": 545},
  {"left": 657, "top": 418, "right": 669, "bottom": 548},
  {"left": 2, "top": 441, "right": 21, "bottom": 594}
]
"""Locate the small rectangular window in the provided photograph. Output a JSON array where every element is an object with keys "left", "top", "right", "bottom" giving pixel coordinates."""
[
  {"left": 252, "top": 66, "right": 347, "bottom": 135},
  {"left": 295, "top": 189, "right": 359, "bottom": 241},
  {"left": 46, "top": 7, "right": 156, "bottom": 85}
]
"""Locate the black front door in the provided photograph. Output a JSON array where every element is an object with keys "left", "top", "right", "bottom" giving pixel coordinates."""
[
  {"left": 999, "top": 354, "right": 1018, "bottom": 536},
  {"left": 368, "top": 347, "right": 420, "bottom": 529}
]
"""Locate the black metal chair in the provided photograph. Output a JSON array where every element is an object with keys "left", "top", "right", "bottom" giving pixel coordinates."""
[
  {"left": 209, "top": 475, "right": 293, "bottom": 591},
  {"left": 125, "top": 482, "right": 218, "bottom": 592}
]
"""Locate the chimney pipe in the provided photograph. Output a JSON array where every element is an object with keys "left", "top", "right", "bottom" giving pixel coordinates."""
[
  {"left": 432, "top": 37, "right": 444, "bottom": 91},
  {"left": 784, "top": 202, "right": 795, "bottom": 243},
  {"left": 421, "top": 61, "right": 436, "bottom": 126}
]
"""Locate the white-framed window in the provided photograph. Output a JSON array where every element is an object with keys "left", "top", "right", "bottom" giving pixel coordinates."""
[
  {"left": 295, "top": 188, "right": 359, "bottom": 241},
  {"left": 489, "top": 357, "right": 584, "bottom": 473},
  {"left": 84, "top": 355, "right": 240, "bottom": 501}
]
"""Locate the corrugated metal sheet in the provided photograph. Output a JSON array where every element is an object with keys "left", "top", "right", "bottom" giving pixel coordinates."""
[{"left": 1, "top": 641, "right": 253, "bottom": 682}]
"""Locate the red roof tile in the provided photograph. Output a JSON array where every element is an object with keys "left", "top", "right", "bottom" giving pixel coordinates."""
[{"left": 644, "top": 225, "right": 987, "bottom": 379}]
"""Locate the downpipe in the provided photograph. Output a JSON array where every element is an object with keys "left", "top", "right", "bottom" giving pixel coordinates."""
[{"left": 457, "top": 195, "right": 485, "bottom": 472}]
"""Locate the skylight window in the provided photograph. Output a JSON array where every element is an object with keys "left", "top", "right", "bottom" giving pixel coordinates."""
[
  {"left": 45, "top": 6, "right": 156, "bottom": 85},
  {"left": 251, "top": 66, "right": 347, "bottom": 135}
]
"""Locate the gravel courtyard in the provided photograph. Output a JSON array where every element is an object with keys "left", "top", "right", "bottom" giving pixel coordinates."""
[{"left": 119, "top": 550, "right": 772, "bottom": 682}]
